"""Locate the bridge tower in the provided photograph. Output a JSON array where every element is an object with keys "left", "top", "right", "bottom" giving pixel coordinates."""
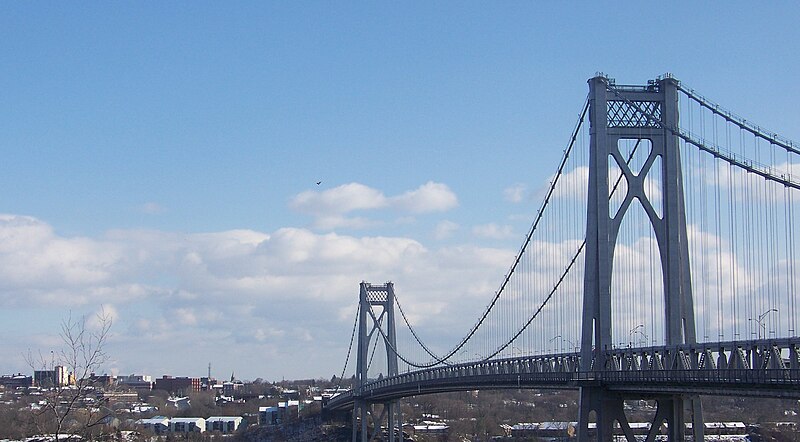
[
  {"left": 352, "top": 281, "right": 402, "bottom": 442},
  {"left": 578, "top": 75, "right": 703, "bottom": 442}
]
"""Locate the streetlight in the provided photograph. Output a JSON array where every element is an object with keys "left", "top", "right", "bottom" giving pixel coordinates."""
[
  {"left": 562, "top": 338, "right": 578, "bottom": 353},
  {"left": 638, "top": 330, "right": 649, "bottom": 347},
  {"left": 629, "top": 324, "right": 648, "bottom": 347},
  {"left": 749, "top": 308, "right": 778, "bottom": 339},
  {"left": 629, "top": 324, "right": 642, "bottom": 346},
  {"left": 549, "top": 335, "right": 563, "bottom": 353}
]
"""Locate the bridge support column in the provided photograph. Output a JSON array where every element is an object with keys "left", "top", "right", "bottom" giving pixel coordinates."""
[
  {"left": 351, "top": 399, "right": 402, "bottom": 442},
  {"left": 645, "top": 395, "right": 703, "bottom": 442},
  {"left": 579, "top": 389, "right": 703, "bottom": 442},
  {"left": 577, "top": 387, "right": 637, "bottom": 442},
  {"left": 689, "top": 396, "right": 704, "bottom": 442},
  {"left": 386, "top": 400, "right": 402, "bottom": 442},
  {"left": 579, "top": 75, "right": 704, "bottom": 441},
  {"left": 352, "top": 399, "right": 368, "bottom": 442},
  {"left": 352, "top": 282, "right": 400, "bottom": 442}
]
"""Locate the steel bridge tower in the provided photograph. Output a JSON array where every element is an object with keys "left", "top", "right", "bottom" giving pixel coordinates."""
[
  {"left": 352, "top": 281, "right": 402, "bottom": 442},
  {"left": 578, "top": 75, "right": 703, "bottom": 442}
]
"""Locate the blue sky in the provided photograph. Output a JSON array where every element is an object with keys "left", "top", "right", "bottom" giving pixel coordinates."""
[{"left": 1, "top": 2, "right": 798, "bottom": 381}]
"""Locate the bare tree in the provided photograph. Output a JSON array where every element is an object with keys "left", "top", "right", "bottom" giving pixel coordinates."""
[{"left": 26, "top": 308, "right": 113, "bottom": 441}]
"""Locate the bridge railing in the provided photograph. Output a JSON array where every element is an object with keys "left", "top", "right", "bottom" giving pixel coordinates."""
[
  {"left": 601, "top": 337, "right": 800, "bottom": 371},
  {"left": 325, "top": 337, "right": 800, "bottom": 410}
]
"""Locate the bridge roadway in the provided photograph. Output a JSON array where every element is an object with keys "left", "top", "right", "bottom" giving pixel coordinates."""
[{"left": 325, "top": 337, "right": 800, "bottom": 411}]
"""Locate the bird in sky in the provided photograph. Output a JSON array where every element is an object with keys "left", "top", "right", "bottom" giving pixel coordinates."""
[{"left": 316, "top": 181, "right": 322, "bottom": 185}]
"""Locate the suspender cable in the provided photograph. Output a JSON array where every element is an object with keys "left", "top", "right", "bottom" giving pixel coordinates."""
[{"left": 335, "top": 304, "right": 360, "bottom": 394}]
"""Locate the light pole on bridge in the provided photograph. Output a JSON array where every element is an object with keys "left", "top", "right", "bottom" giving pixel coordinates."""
[
  {"left": 549, "top": 335, "right": 563, "bottom": 353},
  {"left": 629, "top": 324, "right": 648, "bottom": 347},
  {"left": 749, "top": 308, "right": 778, "bottom": 339}
]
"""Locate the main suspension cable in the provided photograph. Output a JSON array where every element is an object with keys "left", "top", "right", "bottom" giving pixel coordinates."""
[
  {"left": 678, "top": 83, "right": 800, "bottom": 156},
  {"left": 607, "top": 86, "right": 800, "bottom": 190},
  {"left": 393, "top": 292, "right": 450, "bottom": 363},
  {"left": 391, "top": 93, "right": 654, "bottom": 367},
  {"left": 388, "top": 96, "right": 591, "bottom": 368},
  {"left": 390, "top": 96, "right": 648, "bottom": 367},
  {"left": 334, "top": 304, "right": 360, "bottom": 393}
]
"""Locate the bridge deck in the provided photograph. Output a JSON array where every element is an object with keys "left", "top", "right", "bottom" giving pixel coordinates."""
[{"left": 326, "top": 338, "right": 800, "bottom": 410}]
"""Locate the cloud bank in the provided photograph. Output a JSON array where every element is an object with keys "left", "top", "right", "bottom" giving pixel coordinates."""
[
  {"left": 0, "top": 200, "right": 513, "bottom": 380},
  {"left": 290, "top": 181, "right": 458, "bottom": 230}
]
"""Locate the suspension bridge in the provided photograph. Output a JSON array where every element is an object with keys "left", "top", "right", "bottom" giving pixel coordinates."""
[{"left": 324, "top": 74, "right": 800, "bottom": 441}]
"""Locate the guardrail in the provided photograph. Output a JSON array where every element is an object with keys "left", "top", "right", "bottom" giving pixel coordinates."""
[{"left": 325, "top": 338, "right": 800, "bottom": 410}]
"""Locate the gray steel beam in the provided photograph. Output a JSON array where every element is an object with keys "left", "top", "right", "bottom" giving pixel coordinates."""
[
  {"left": 579, "top": 75, "right": 702, "bottom": 442},
  {"left": 353, "top": 282, "right": 401, "bottom": 441}
]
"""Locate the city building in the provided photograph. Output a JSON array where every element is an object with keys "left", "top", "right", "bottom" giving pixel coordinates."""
[
  {"left": 200, "top": 376, "right": 218, "bottom": 390},
  {"left": 166, "top": 396, "right": 191, "bottom": 411},
  {"left": 137, "top": 416, "right": 169, "bottom": 434},
  {"left": 222, "top": 380, "right": 244, "bottom": 397},
  {"left": 259, "top": 406, "right": 279, "bottom": 425},
  {"left": 118, "top": 374, "right": 153, "bottom": 391},
  {"left": 170, "top": 417, "right": 206, "bottom": 433},
  {"left": 87, "top": 373, "right": 116, "bottom": 387},
  {"left": 412, "top": 421, "right": 449, "bottom": 436},
  {"left": 280, "top": 389, "right": 300, "bottom": 400},
  {"left": 257, "top": 401, "right": 301, "bottom": 425},
  {"left": 154, "top": 375, "right": 200, "bottom": 393},
  {"left": 131, "top": 403, "right": 158, "bottom": 413},
  {"left": 136, "top": 416, "right": 244, "bottom": 435},
  {"left": 33, "top": 365, "right": 69, "bottom": 387},
  {"left": 700, "top": 422, "right": 748, "bottom": 436},
  {"left": 0, "top": 373, "right": 33, "bottom": 389},
  {"left": 97, "top": 390, "right": 139, "bottom": 404},
  {"left": 206, "top": 416, "right": 243, "bottom": 433}
]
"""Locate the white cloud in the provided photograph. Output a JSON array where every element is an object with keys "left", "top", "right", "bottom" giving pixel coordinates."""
[
  {"left": 312, "top": 215, "right": 380, "bottom": 231},
  {"left": 434, "top": 220, "right": 459, "bottom": 240},
  {"left": 139, "top": 202, "right": 165, "bottom": 214},
  {"left": 391, "top": 181, "right": 458, "bottom": 213},
  {"left": 0, "top": 215, "right": 122, "bottom": 294},
  {"left": 693, "top": 160, "right": 800, "bottom": 203},
  {"left": 6, "top": 199, "right": 790, "bottom": 381},
  {"left": 88, "top": 305, "right": 119, "bottom": 329},
  {"left": 472, "top": 223, "right": 515, "bottom": 240},
  {"left": 289, "top": 182, "right": 458, "bottom": 230},
  {"left": 504, "top": 183, "right": 527, "bottom": 203},
  {"left": 549, "top": 166, "right": 588, "bottom": 201},
  {"left": 289, "top": 183, "right": 387, "bottom": 216},
  {"left": 175, "top": 307, "right": 198, "bottom": 326},
  {"left": 254, "top": 327, "right": 285, "bottom": 342},
  {"left": 0, "top": 213, "right": 518, "bottom": 379}
]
